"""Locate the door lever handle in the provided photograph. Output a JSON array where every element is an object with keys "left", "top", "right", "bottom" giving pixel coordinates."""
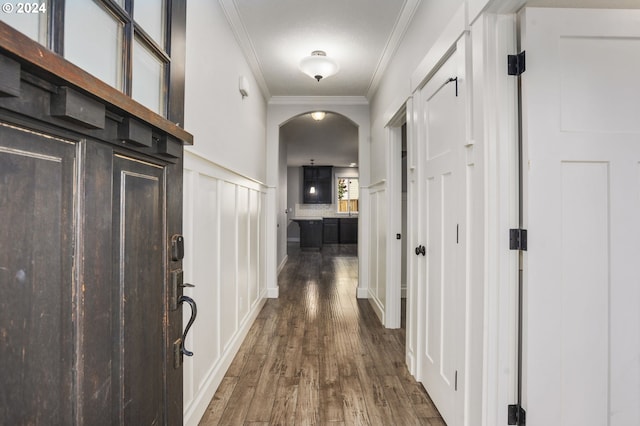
[
  {"left": 415, "top": 245, "right": 426, "bottom": 256},
  {"left": 178, "top": 295, "right": 197, "bottom": 356}
]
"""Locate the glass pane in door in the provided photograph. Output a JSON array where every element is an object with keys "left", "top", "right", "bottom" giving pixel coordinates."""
[
  {"left": 134, "top": 0, "right": 166, "bottom": 46},
  {"left": 2, "top": 1, "right": 48, "bottom": 45},
  {"left": 65, "top": 0, "right": 123, "bottom": 89},
  {"left": 132, "top": 38, "right": 165, "bottom": 115}
]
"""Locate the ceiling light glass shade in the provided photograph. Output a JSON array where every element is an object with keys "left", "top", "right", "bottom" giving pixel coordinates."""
[
  {"left": 311, "top": 111, "right": 326, "bottom": 121},
  {"left": 299, "top": 50, "right": 339, "bottom": 82}
]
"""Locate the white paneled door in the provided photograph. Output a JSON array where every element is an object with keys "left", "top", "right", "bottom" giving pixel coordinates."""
[
  {"left": 417, "top": 44, "right": 465, "bottom": 426},
  {"left": 521, "top": 8, "right": 640, "bottom": 426}
]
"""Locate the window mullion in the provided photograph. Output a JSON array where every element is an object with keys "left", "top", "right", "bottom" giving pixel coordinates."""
[
  {"left": 50, "top": 0, "right": 64, "bottom": 54},
  {"left": 122, "top": 20, "right": 134, "bottom": 97}
]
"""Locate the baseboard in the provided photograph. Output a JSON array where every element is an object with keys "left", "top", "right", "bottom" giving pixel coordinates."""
[
  {"left": 266, "top": 286, "right": 279, "bottom": 298},
  {"left": 406, "top": 349, "right": 416, "bottom": 377},
  {"left": 277, "top": 254, "right": 288, "bottom": 275},
  {"left": 368, "top": 295, "right": 385, "bottom": 325},
  {"left": 183, "top": 296, "right": 267, "bottom": 426},
  {"left": 356, "top": 287, "right": 369, "bottom": 299}
]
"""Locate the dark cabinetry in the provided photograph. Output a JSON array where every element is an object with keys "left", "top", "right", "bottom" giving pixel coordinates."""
[
  {"left": 323, "top": 218, "right": 339, "bottom": 243},
  {"left": 303, "top": 166, "right": 332, "bottom": 204},
  {"left": 299, "top": 220, "right": 323, "bottom": 249},
  {"left": 339, "top": 218, "right": 358, "bottom": 244}
]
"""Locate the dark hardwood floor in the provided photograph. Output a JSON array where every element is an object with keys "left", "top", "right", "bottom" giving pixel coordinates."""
[{"left": 199, "top": 243, "right": 445, "bottom": 425}]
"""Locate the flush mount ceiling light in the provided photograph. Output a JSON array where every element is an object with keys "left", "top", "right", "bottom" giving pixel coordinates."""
[
  {"left": 299, "top": 50, "right": 339, "bottom": 82},
  {"left": 311, "top": 111, "right": 326, "bottom": 121}
]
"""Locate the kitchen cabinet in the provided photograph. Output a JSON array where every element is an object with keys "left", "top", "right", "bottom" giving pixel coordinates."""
[
  {"left": 339, "top": 218, "right": 358, "bottom": 244},
  {"left": 298, "top": 219, "right": 323, "bottom": 249},
  {"left": 323, "top": 218, "right": 339, "bottom": 244},
  {"left": 303, "top": 166, "right": 332, "bottom": 204}
]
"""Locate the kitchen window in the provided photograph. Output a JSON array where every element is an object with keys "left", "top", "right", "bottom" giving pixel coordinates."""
[{"left": 336, "top": 177, "right": 359, "bottom": 214}]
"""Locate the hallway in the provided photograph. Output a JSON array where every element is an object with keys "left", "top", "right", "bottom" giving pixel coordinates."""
[{"left": 199, "top": 245, "right": 445, "bottom": 425}]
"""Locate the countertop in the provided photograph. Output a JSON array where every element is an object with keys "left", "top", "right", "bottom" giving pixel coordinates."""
[{"left": 290, "top": 216, "right": 358, "bottom": 221}]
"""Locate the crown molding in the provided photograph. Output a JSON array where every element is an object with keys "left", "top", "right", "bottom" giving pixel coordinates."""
[
  {"left": 366, "top": 0, "right": 422, "bottom": 99},
  {"left": 219, "top": 0, "right": 272, "bottom": 100},
  {"left": 268, "top": 96, "right": 369, "bottom": 106}
]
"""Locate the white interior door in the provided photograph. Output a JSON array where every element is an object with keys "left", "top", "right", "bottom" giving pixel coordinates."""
[
  {"left": 418, "top": 46, "right": 465, "bottom": 425},
  {"left": 521, "top": 8, "right": 640, "bottom": 426}
]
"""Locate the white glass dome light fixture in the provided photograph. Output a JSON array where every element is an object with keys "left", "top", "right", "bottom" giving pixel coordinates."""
[
  {"left": 299, "top": 50, "right": 339, "bottom": 82},
  {"left": 311, "top": 111, "right": 326, "bottom": 121}
]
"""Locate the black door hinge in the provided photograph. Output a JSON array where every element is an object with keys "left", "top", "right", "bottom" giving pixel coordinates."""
[
  {"left": 509, "top": 229, "right": 527, "bottom": 251},
  {"left": 508, "top": 51, "right": 526, "bottom": 76},
  {"left": 508, "top": 404, "right": 526, "bottom": 425}
]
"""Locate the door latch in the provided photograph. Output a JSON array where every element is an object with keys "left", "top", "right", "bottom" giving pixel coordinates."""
[
  {"left": 173, "top": 295, "right": 197, "bottom": 369},
  {"left": 178, "top": 295, "right": 197, "bottom": 357},
  {"left": 170, "top": 269, "right": 195, "bottom": 310}
]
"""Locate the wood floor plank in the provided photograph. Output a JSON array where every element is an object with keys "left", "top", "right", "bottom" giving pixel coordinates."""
[
  {"left": 295, "top": 353, "right": 320, "bottom": 425},
  {"left": 340, "top": 375, "right": 372, "bottom": 425},
  {"left": 319, "top": 380, "right": 345, "bottom": 423},
  {"left": 269, "top": 377, "right": 299, "bottom": 426},
  {"left": 199, "top": 243, "right": 446, "bottom": 426},
  {"left": 198, "top": 376, "right": 238, "bottom": 426}
]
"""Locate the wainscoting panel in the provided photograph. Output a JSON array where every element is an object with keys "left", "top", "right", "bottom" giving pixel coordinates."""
[
  {"left": 182, "top": 151, "right": 268, "bottom": 426},
  {"left": 368, "top": 184, "right": 387, "bottom": 323}
]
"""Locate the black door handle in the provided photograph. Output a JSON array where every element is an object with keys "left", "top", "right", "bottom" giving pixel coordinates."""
[
  {"left": 178, "top": 295, "right": 197, "bottom": 356},
  {"left": 415, "top": 245, "right": 426, "bottom": 256}
]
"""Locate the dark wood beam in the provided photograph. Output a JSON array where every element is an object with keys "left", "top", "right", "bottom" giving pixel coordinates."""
[{"left": 0, "top": 20, "right": 193, "bottom": 145}]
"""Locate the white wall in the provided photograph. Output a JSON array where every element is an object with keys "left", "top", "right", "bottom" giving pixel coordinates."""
[
  {"left": 182, "top": 1, "right": 269, "bottom": 424},
  {"left": 370, "top": 0, "right": 464, "bottom": 182},
  {"left": 184, "top": 0, "right": 267, "bottom": 183}
]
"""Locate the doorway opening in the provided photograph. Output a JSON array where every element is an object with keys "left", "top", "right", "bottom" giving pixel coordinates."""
[{"left": 278, "top": 111, "right": 360, "bottom": 257}]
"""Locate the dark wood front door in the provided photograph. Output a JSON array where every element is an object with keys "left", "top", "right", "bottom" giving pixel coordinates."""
[
  {"left": 0, "top": 123, "right": 77, "bottom": 424},
  {"left": 0, "top": 121, "right": 184, "bottom": 424},
  {"left": 113, "top": 154, "right": 167, "bottom": 424}
]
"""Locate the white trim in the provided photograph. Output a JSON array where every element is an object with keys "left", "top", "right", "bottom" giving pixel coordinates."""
[
  {"left": 356, "top": 287, "right": 369, "bottom": 299},
  {"left": 365, "top": 179, "right": 386, "bottom": 188},
  {"left": 385, "top": 124, "right": 403, "bottom": 329},
  {"left": 366, "top": 0, "right": 422, "bottom": 99},
  {"left": 267, "top": 100, "right": 371, "bottom": 322},
  {"left": 266, "top": 286, "right": 279, "bottom": 298},
  {"left": 410, "top": 3, "right": 468, "bottom": 93},
  {"left": 184, "top": 296, "right": 267, "bottom": 426},
  {"left": 469, "top": 11, "right": 519, "bottom": 426},
  {"left": 182, "top": 153, "right": 270, "bottom": 425},
  {"left": 268, "top": 96, "right": 369, "bottom": 106},
  {"left": 185, "top": 149, "right": 268, "bottom": 190},
  {"left": 277, "top": 254, "right": 288, "bottom": 275},
  {"left": 368, "top": 290, "right": 386, "bottom": 324},
  {"left": 218, "top": 0, "right": 271, "bottom": 100},
  {"left": 405, "top": 96, "right": 419, "bottom": 378}
]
